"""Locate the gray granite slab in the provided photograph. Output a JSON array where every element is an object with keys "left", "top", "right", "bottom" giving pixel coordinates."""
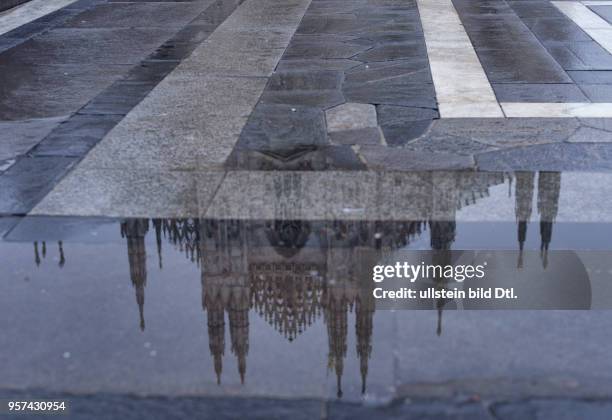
[
  {"left": 328, "top": 127, "right": 385, "bottom": 146},
  {"left": 0, "top": 216, "right": 19, "bottom": 238},
  {"left": 260, "top": 90, "right": 345, "bottom": 109},
  {"left": 343, "top": 78, "right": 436, "bottom": 107},
  {"left": 276, "top": 59, "right": 361, "bottom": 72},
  {"left": 353, "top": 41, "right": 426, "bottom": 62},
  {"left": 568, "top": 70, "right": 612, "bottom": 84},
  {"left": 476, "top": 49, "right": 572, "bottom": 83},
  {"left": 577, "top": 84, "right": 612, "bottom": 102},
  {"left": 283, "top": 37, "right": 369, "bottom": 59},
  {"left": 344, "top": 61, "right": 432, "bottom": 84},
  {"left": 376, "top": 105, "right": 439, "bottom": 126},
  {"left": 380, "top": 121, "right": 433, "bottom": 146}
]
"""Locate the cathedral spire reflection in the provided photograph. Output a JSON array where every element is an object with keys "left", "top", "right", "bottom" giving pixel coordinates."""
[{"left": 121, "top": 219, "right": 149, "bottom": 332}]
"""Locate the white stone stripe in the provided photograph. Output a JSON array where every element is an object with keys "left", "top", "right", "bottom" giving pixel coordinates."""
[
  {"left": 553, "top": 1, "right": 612, "bottom": 54},
  {"left": 501, "top": 102, "right": 612, "bottom": 117},
  {"left": 416, "top": 0, "right": 504, "bottom": 118},
  {"left": 582, "top": 1, "right": 612, "bottom": 6},
  {"left": 0, "top": 0, "right": 78, "bottom": 36}
]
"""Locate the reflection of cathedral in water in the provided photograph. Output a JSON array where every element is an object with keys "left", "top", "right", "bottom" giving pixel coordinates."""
[{"left": 37, "top": 171, "right": 563, "bottom": 396}]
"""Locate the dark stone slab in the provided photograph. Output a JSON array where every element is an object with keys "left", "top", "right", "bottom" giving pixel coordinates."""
[
  {"left": 404, "top": 134, "right": 497, "bottom": 155},
  {"left": 0, "top": 157, "right": 77, "bottom": 215},
  {"left": 60, "top": 2, "right": 207, "bottom": 29},
  {"left": 32, "top": 114, "right": 124, "bottom": 157},
  {"left": 283, "top": 37, "right": 369, "bottom": 59},
  {"left": 560, "top": 42, "right": 612, "bottom": 70},
  {"left": 376, "top": 105, "right": 439, "bottom": 126},
  {"left": 237, "top": 104, "right": 328, "bottom": 151},
  {"left": 525, "top": 18, "right": 592, "bottom": 43},
  {"left": 260, "top": 90, "right": 345, "bottom": 108},
  {"left": 576, "top": 84, "right": 612, "bottom": 102},
  {"left": 5, "top": 216, "right": 121, "bottom": 242},
  {"left": 190, "top": 0, "right": 243, "bottom": 27},
  {"left": 359, "top": 145, "right": 475, "bottom": 171},
  {"left": 492, "top": 83, "right": 588, "bottom": 102},
  {"left": 0, "top": 63, "right": 131, "bottom": 120},
  {"left": 381, "top": 120, "right": 433, "bottom": 146},
  {"left": 297, "top": 16, "right": 368, "bottom": 35},
  {"left": 591, "top": 6, "right": 612, "bottom": 25},
  {"left": 476, "top": 49, "right": 572, "bottom": 83},
  {"left": 545, "top": 45, "right": 589, "bottom": 71},
  {"left": 345, "top": 61, "right": 431, "bottom": 84},
  {"left": 476, "top": 143, "right": 612, "bottom": 171},
  {"left": 0, "top": 0, "right": 29, "bottom": 13},
  {"left": 276, "top": 59, "right": 361, "bottom": 72},
  {"left": 124, "top": 60, "right": 179, "bottom": 84},
  {"left": 568, "top": 70, "right": 612, "bottom": 84},
  {"left": 79, "top": 81, "right": 155, "bottom": 115},
  {"left": 268, "top": 70, "right": 343, "bottom": 91},
  {"left": 0, "top": 28, "right": 177, "bottom": 66},
  {"left": 0, "top": 216, "right": 19, "bottom": 238},
  {"left": 353, "top": 41, "right": 426, "bottom": 62},
  {"left": 329, "top": 127, "right": 383, "bottom": 146},
  {"left": 507, "top": 1, "right": 565, "bottom": 18},
  {"left": 343, "top": 76, "right": 436, "bottom": 107},
  {"left": 453, "top": 0, "right": 514, "bottom": 15}
]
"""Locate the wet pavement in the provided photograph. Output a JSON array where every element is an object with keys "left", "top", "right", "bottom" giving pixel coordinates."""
[{"left": 3, "top": 0, "right": 612, "bottom": 418}]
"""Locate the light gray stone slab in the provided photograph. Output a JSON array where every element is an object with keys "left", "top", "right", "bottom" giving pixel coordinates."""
[
  {"left": 326, "top": 102, "right": 378, "bottom": 132},
  {"left": 31, "top": 169, "right": 224, "bottom": 218}
]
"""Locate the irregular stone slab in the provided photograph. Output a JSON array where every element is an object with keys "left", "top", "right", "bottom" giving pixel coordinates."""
[
  {"left": 0, "top": 117, "right": 66, "bottom": 161},
  {"left": 376, "top": 105, "right": 439, "bottom": 126},
  {"left": 353, "top": 41, "right": 426, "bottom": 62},
  {"left": 567, "top": 126, "right": 612, "bottom": 143},
  {"left": 326, "top": 102, "right": 378, "bottom": 132},
  {"left": 344, "top": 60, "right": 432, "bottom": 84},
  {"left": 358, "top": 145, "right": 475, "bottom": 171},
  {"left": 0, "top": 156, "right": 77, "bottom": 215},
  {"left": 404, "top": 134, "right": 497, "bottom": 155},
  {"left": 343, "top": 77, "right": 436, "bottom": 107},
  {"left": 260, "top": 90, "right": 345, "bottom": 108},
  {"left": 476, "top": 142, "right": 612, "bottom": 171},
  {"left": 267, "top": 70, "right": 343, "bottom": 91},
  {"left": 329, "top": 127, "right": 385, "bottom": 146},
  {"left": 276, "top": 59, "right": 361, "bottom": 72},
  {"left": 283, "top": 37, "right": 369, "bottom": 59},
  {"left": 380, "top": 120, "right": 434, "bottom": 146}
]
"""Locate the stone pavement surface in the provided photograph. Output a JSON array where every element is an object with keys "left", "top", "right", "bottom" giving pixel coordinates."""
[{"left": 3, "top": 0, "right": 612, "bottom": 418}]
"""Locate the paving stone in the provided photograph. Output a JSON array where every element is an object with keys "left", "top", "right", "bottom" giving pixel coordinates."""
[
  {"left": 577, "top": 84, "right": 612, "bottom": 102},
  {"left": 237, "top": 104, "right": 328, "bottom": 150},
  {"left": 568, "top": 70, "right": 612, "bottom": 84},
  {"left": 283, "top": 37, "right": 369, "bottom": 59},
  {"left": 562, "top": 41, "right": 612, "bottom": 70},
  {"left": 297, "top": 15, "right": 364, "bottom": 35},
  {"left": 0, "top": 117, "right": 66, "bottom": 161},
  {"left": 476, "top": 49, "right": 572, "bottom": 83},
  {"left": 0, "top": 157, "right": 77, "bottom": 215},
  {"left": 358, "top": 145, "right": 475, "bottom": 171},
  {"left": 507, "top": 1, "right": 565, "bottom": 18},
  {"left": 60, "top": 2, "right": 209, "bottom": 29},
  {"left": 260, "top": 90, "right": 345, "bottom": 108},
  {"left": 429, "top": 118, "right": 579, "bottom": 148},
  {"left": 492, "top": 83, "right": 589, "bottom": 102},
  {"left": 329, "top": 127, "right": 385, "bottom": 146},
  {"left": 381, "top": 120, "right": 433, "bottom": 146},
  {"left": 0, "top": 216, "right": 19, "bottom": 238},
  {"left": 0, "top": 28, "right": 177, "bottom": 65},
  {"left": 568, "top": 126, "right": 612, "bottom": 143},
  {"left": 544, "top": 45, "right": 589, "bottom": 71},
  {"left": 276, "top": 59, "right": 361, "bottom": 72},
  {"left": 0, "top": 63, "right": 132, "bottom": 120},
  {"left": 591, "top": 6, "right": 612, "bottom": 25},
  {"left": 344, "top": 61, "right": 431, "bottom": 84},
  {"left": 376, "top": 105, "right": 439, "bottom": 126},
  {"left": 326, "top": 102, "right": 377, "bottom": 132},
  {"left": 267, "top": 70, "right": 343, "bottom": 91},
  {"left": 525, "top": 17, "right": 592, "bottom": 43},
  {"left": 33, "top": 114, "right": 124, "bottom": 157},
  {"left": 404, "top": 134, "right": 497, "bottom": 155},
  {"left": 343, "top": 77, "right": 436, "bottom": 107},
  {"left": 476, "top": 142, "right": 612, "bottom": 171},
  {"left": 353, "top": 41, "right": 426, "bottom": 62},
  {"left": 79, "top": 81, "right": 155, "bottom": 115}
]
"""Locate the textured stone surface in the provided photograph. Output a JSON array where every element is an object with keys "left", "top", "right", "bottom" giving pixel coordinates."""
[{"left": 326, "top": 103, "right": 377, "bottom": 132}]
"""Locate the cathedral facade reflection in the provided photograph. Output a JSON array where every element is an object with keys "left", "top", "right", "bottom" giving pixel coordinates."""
[{"left": 33, "top": 171, "right": 564, "bottom": 396}]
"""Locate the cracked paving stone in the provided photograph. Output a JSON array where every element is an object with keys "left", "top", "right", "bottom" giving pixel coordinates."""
[
  {"left": 476, "top": 142, "right": 612, "bottom": 171},
  {"left": 325, "top": 102, "right": 378, "bottom": 132},
  {"left": 276, "top": 59, "right": 361, "bottom": 72},
  {"left": 359, "top": 145, "right": 475, "bottom": 171},
  {"left": 259, "top": 90, "right": 345, "bottom": 108},
  {"left": 283, "top": 37, "right": 369, "bottom": 59},
  {"left": 237, "top": 104, "right": 327, "bottom": 150},
  {"left": 343, "top": 77, "right": 436, "bottom": 107},
  {"left": 404, "top": 134, "right": 497, "bottom": 155},
  {"left": 329, "top": 127, "right": 385, "bottom": 146},
  {"left": 376, "top": 105, "right": 439, "bottom": 126},
  {"left": 267, "top": 70, "right": 343, "bottom": 91}
]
